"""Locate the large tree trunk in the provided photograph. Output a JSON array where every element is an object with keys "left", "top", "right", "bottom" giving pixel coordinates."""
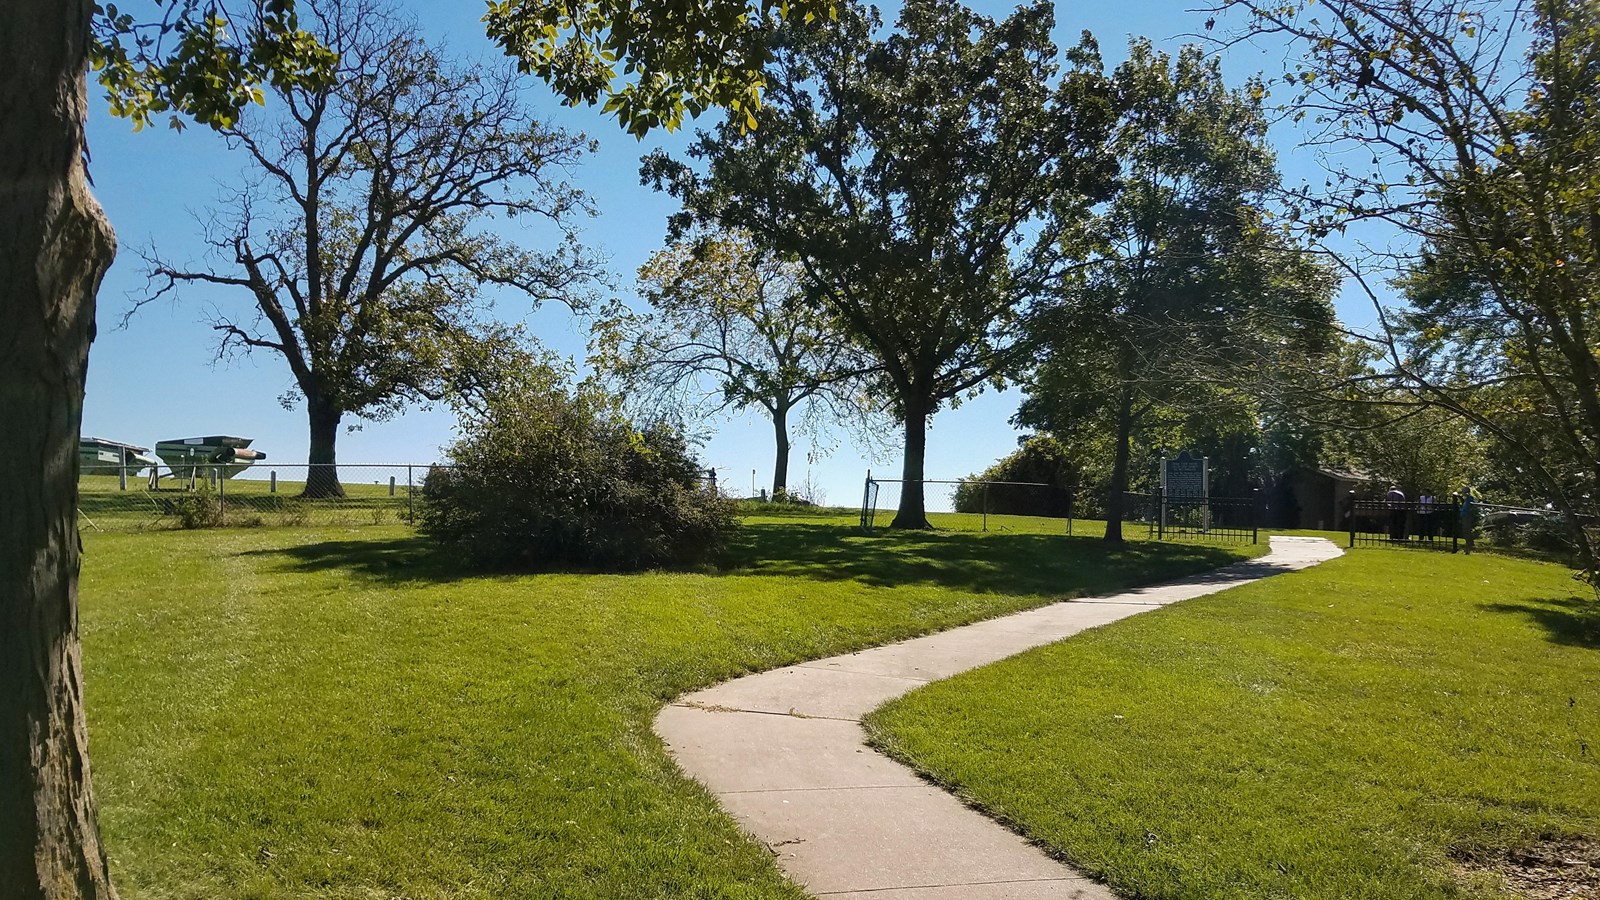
[
  {"left": 771, "top": 403, "right": 791, "bottom": 497},
  {"left": 0, "top": 1, "right": 122, "bottom": 897},
  {"left": 891, "top": 395, "right": 932, "bottom": 529},
  {"left": 1103, "top": 383, "right": 1135, "bottom": 545},
  {"left": 303, "top": 397, "right": 346, "bottom": 499}
]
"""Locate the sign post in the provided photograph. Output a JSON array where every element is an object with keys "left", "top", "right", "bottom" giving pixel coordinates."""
[{"left": 1161, "top": 451, "right": 1209, "bottom": 533}]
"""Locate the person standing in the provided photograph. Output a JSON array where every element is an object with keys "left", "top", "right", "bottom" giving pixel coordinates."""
[
  {"left": 1458, "top": 483, "right": 1483, "bottom": 554},
  {"left": 1386, "top": 484, "right": 1407, "bottom": 541}
]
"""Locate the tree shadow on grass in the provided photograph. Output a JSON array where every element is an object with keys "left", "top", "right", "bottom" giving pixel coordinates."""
[
  {"left": 720, "top": 522, "right": 1248, "bottom": 597},
  {"left": 235, "top": 535, "right": 469, "bottom": 583},
  {"left": 234, "top": 521, "right": 1250, "bottom": 598},
  {"left": 1480, "top": 596, "right": 1600, "bottom": 651}
]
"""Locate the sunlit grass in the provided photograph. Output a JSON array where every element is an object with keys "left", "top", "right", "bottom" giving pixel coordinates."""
[
  {"left": 867, "top": 548, "right": 1600, "bottom": 900},
  {"left": 80, "top": 513, "right": 1254, "bottom": 898}
]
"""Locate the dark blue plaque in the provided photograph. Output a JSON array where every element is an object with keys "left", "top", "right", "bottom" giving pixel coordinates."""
[{"left": 1163, "top": 451, "right": 1207, "bottom": 498}]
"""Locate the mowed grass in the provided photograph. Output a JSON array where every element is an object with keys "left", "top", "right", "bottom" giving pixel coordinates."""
[
  {"left": 867, "top": 547, "right": 1600, "bottom": 900},
  {"left": 78, "top": 473, "right": 416, "bottom": 531},
  {"left": 79, "top": 513, "right": 1256, "bottom": 899}
]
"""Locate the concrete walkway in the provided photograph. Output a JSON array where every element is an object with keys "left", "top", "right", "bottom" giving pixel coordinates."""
[{"left": 655, "top": 536, "right": 1342, "bottom": 899}]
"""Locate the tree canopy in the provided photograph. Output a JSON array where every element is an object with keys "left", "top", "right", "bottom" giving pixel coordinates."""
[
  {"left": 645, "top": 0, "right": 1118, "bottom": 526},
  {"left": 139, "top": 0, "right": 603, "bottom": 497},
  {"left": 1020, "top": 39, "right": 1336, "bottom": 541},
  {"left": 1219, "top": 0, "right": 1600, "bottom": 567},
  {"left": 591, "top": 229, "right": 873, "bottom": 496}
]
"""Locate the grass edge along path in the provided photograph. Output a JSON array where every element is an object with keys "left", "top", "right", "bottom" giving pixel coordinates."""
[
  {"left": 865, "top": 547, "right": 1600, "bottom": 900},
  {"left": 80, "top": 513, "right": 1258, "bottom": 899},
  {"left": 655, "top": 537, "right": 1341, "bottom": 898}
]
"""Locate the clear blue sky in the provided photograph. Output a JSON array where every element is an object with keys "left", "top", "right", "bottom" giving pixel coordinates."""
[{"left": 81, "top": 0, "right": 1385, "bottom": 510}]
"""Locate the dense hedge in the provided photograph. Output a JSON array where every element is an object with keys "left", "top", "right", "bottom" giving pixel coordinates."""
[
  {"left": 953, "top": 435, "right": 1083, "bottom": 517},
  {"left": 420, "top": 379, "right": 736, "bottom": 571}
]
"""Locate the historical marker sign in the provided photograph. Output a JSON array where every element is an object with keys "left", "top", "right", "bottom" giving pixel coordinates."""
[{"left": 1162, "top": 450, "right": 1208, "bottom": 499}]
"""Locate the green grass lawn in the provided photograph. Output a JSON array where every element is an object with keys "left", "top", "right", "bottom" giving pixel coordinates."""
[
  {"left": 867, "top": 548, "right": 1600, "bottom": 900},
  {"left": 79, "top": 513, "right": 1254, "bottom": 899}
]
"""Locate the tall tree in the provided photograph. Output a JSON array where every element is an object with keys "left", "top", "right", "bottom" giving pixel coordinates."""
[
  {"left": 1218, "top": 0, "right": 1600, "bottom": 568},
  {"left": 8, "top": 0, "right": 812, "bottom": 893},
  {"left": 140, "top": 0, "right": 602, "bottom": 498},
  {"left": 645, "top": 0, "right": 1118, "bottom": 527},
  {"left": 3, "top": 3, "right": 333, "bottom": 895},
  {"left": 1020, "top": 40, "right": 1335, "bottom": 542},
  {"left": 592, "top": 230, "right": 873, "bottom": 496}
]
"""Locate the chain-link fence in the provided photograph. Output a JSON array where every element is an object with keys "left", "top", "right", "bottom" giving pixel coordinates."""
[
  {"left": 77, "top": 464, "right": 442, "bottom": 531},
  {"left": 860, "top": 475, "right": 1080, "bottom": 533}
]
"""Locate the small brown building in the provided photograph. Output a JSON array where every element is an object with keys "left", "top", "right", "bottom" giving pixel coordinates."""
[{"left": 1272, "top": 467, "right": 1374, "bottom": 531}]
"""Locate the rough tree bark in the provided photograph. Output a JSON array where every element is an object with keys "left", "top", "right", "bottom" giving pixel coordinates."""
[
  {"left": 771, "top": 402, "right": 790, "bottom": 496},
  {"left": 1103, "top": 383, "right": 1135, "bottom": 545},
  {"left": 303, "top": 395, "right": 345, "bottom": 499},
  {"left": 0, "top": 1, "right": 122, "bottom": 897},
  {"left": 891, "top": 395, "right": 932, "bottom": 529}
]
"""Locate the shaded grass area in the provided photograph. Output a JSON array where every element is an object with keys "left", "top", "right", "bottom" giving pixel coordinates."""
[
  {"left": 80, "top": 514, "right": 1255, "bottom": 899},
  {"left": 867, "top": 549, "right": 1600, "bottom": 900}
]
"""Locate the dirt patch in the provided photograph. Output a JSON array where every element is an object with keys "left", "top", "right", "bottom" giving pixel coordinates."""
[{"left": 1452, "top": 837, "right": 1600, "bottom": 899}]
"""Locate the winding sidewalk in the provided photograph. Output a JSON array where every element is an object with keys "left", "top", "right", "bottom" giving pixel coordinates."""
[{"left": 655, "top": 536, "right": 1343, "bottom": 899}]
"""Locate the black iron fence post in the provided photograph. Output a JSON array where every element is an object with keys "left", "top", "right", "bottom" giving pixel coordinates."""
[
  {"left": 1451, "top": 497, "right": 1460, "bottom": 553},
  {"left": 1347, "top": 491, "right": 1357, "bottom": 548},
  {"left": 1251, "top": 488, "right": 1260, "bottom": 544}
]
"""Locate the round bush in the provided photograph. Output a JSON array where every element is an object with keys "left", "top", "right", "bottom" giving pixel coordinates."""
[{"left": 420, "top": 379, "right": 736, "bottom": 571}]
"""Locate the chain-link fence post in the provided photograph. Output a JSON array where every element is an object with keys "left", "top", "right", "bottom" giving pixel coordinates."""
[
  {"left": 982, "top": 481, "right": 990, "bottom": 532},
  {"left": 217, "top": 465, "right": 226, "bottom": 525},
  {"left": 407, "top": 465, "right": 414, "bottom": 523},
  {"left": 859, "top": 470, "right": 873, "bottom": 531}
]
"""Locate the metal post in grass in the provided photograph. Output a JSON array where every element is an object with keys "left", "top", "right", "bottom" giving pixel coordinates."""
[
  {"left": 118, "top": 464, "right": 127, "bottom": 491},
  {"left": 982, "top": 481, "right": 990, "bottom": 533},
  {"left": 1066, "top": 485, "right": 1074, "bottom": 535},
  {"left": 1157, "top": 488, "right": 1165, "bottom": 541},
  {"left": 1251, "top": 488, "right": 1260, "bottom": 544},
  {"left": 270, "top": 470, "right": 277, "bottom": 493},
  {"left": 860, "top": 470, "right": 874, "bottom": 531},
  {"left": 1451, "top": 496, "right": 1460, "bottom": 553},
  {"left": 1347, "top": 491, "right": 1357, "bottom": 548},
  {"left": 217, "top": 465, "right": 225, "bottom": 525},
  {"left": 407, "top": 465, "right": 414, "bottom": 523},
  {"left": 389, "top": 475, "right": 396, "bottom": 496}
]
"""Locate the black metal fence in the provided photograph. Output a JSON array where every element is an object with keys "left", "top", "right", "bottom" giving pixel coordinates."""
[
  {"left": 77, "top": 463, "right": 440, "bottom": 532},
  {"left": 1345, "top": 497, "right": 1463, "bottom": 550},
  {"left": 1125, "top": 490, "right": 1261, "bottom": 544}
]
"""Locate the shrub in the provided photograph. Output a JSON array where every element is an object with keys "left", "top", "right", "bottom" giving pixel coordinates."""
[
  {"left": 953, "top": 435, "right": 1082, "bottom": 517},
  {"left": 172, "top": 478, "right": 225, "bottom": 529},
  {"left": 420, "top": 374, "right": 737, "bottom": 571}
]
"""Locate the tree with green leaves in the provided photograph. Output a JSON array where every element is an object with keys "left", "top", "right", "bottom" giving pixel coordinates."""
[
  {"left": 484, "top": 0, "right": 833, "bottom": 136},
  {"left": 1218, "top": 0, "right": 1600, "bottom": 568},
  {"left": 645, "top": 0, "right": 1118, "bottom": 527},
  {"left": 139, "top": 0, "right": 602, "bottom": 498},
  {"left": 6, "top": 0, "right": 823, "bottom": 892},
  {"left": 1019, "top": 39, "right": 1336, "bottom": 543},
  {"left": 592, "top": 230, "right": 873, "bottom": 496}
]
